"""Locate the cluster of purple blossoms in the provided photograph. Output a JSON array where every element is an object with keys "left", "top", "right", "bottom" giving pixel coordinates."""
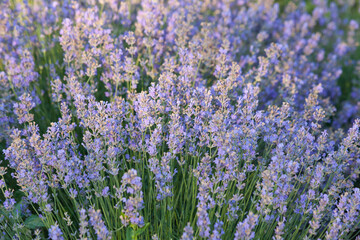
[
  {"left": 48, "top": 224, "right": 64, "bottom": 240},
  {"left": 1, "top": 0, "right": 360, "bottom": 239},
  {"left": 88, "top": 207, "right": 111, "bottom": 240},
  {"left": 117, "top": 169, "right": 145, "bottom": 228}
]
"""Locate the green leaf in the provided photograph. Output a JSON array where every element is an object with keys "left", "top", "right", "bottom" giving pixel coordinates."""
[
  {"left": 13, "top": 190, "right": 25, "bottom": 200},
  {"left": 135, "top": 222, "right": 150, "bottom": 236},
  {"left": 11, "top": 200, "right": 25, "bottom": 219},
  {"left": 24, "top": 215, "right": 45, "bottom": 229},
  {"left": 126, "top": 227, "right": 134, "bottom": 240},
  {"left": 0, "top": 208, "right": 6, "bottom": 217}
]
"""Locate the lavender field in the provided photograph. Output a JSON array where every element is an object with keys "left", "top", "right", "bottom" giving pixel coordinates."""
[{"left": 1, "top": 0, "right": 360, "bottom": 239}]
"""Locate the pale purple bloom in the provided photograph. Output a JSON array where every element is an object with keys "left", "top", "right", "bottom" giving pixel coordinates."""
[{"left": 48, "top": 224, "right": 64, "bottom": 240}]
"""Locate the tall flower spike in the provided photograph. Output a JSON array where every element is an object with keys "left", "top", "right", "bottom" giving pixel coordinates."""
[
  {"left": 181, "top": 223, "right": 194, "bottom": 240},
  {"left": 234, "top": 212, "right": 259, "bottom": 240},
  {"left": 48, "top": 224, "right": 64, "bottom": 240},
  {"left": 148, "top": 152, "right": 176, "bottom": 201},
  {"left": 79, "top": 208, "right": 89, "bottom": 240},
  {"left": 119, "top": 169, "right": 145, "bottom": 227},
  {"left": 14, "top": 93, "right": 35, "bottom": 124},
  {"left": 88, "top": 207, "right": 111, "bottom": 240}
]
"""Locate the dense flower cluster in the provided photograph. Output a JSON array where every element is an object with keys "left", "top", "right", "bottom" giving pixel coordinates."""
[{"left": 1, "top": 0, "right": 360, "bottom": 239}]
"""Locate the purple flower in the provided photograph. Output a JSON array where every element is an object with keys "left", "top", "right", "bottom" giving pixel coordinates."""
[
  {"left": 234, "top": 212, "right": 258, "bottom": 240},
  {"left": 118, "top": 169, "right": 145, "bottom": 227},
  {"left": 48, "top": 224, "right": 64, "bottom": 240},
  {"left": 88, "top": 207, "right": 111, "bottom": 240},
  {"left": 181, "top": 223, "right": 194, "bottom": 240}
]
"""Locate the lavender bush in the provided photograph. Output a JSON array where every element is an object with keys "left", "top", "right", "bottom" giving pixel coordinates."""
[{"left": 1, "top": 0, "right": 360, "bottom": 239}]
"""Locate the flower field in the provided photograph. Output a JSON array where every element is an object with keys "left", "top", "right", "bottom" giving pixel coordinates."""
[{"left": 1, "top": 0, "right": 360, "bottom": 239}]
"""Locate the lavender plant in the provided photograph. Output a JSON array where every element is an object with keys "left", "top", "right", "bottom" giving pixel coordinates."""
[{"left": 1, "top": 0, "right": 360, "bottom": 239}]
